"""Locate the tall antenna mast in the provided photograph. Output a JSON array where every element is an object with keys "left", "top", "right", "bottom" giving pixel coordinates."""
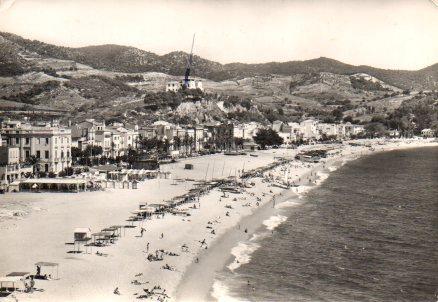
[{"left": 184, "top": 34, "right": 195, "bottom": 87}]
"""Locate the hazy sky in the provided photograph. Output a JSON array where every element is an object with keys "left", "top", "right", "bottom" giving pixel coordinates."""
[{"left": 0, "top": 0, "right": 437, "bottom": 70}]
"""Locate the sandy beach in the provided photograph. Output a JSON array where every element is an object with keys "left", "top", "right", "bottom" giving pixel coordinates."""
[{"left": 0, "top": 138, "right": 436, "bottom": 302}]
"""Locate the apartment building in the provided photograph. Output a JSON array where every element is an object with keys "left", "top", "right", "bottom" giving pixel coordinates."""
[
  {"left": 1, "top": 121, "right": 72, "bottom": 174},
  {"left": 71, "top": 119, "right": 105, "bottom": 150}
]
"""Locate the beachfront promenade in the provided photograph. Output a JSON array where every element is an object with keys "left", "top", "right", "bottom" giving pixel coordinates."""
[{"left": 0, "top": 139, "right": 436, "bottom": 302}]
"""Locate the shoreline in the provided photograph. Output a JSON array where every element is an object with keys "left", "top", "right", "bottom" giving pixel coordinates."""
[
  {"left": 174, "top": 140, "right": 438, "bottom": 302},
  {"left": 0, "top": 139, "right": 436, "bottom": 302},
  {"left": 175, "top": 187, "right": 301, "bottom": 302}
]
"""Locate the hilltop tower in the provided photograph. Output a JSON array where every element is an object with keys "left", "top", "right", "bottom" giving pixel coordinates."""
[{"left": 166, "top": 34, "right": 203, "bottom": 92}]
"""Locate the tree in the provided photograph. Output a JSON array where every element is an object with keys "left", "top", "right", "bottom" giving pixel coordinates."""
[
  {"left": 234, "top": 137, "right": 244, "bottom": 149},
  {"left": 253, "top": 129, "right": 284, "bottom": 149},
  {"left": 343, "top": 116, "right": 353, "bottom": 123},
  {"left": 173, "top": 136, "right": 181, "bottom": 151},
  {"left": 331, "top": 108, "right": 343, "bottom": 122},
  {"left": 26, "top": 155, "right": 40, "bottom": 175},
  {"left": 139, "top": 137, "right": 158, "bottom": 152},
  {"left": 163, "top": 139, "right": 171, "bottom": 155},
  {"left": 71, "top": 147, "right": 83, "bottom": 159},
  {"left": 365, "top": 122, "right": 387, "bottom": 138}
]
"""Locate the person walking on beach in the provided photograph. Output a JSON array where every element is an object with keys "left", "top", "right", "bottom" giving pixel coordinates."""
[
  {"left": 146, "top": 242, "right": 150, "bottom": 253},
  {"left": 140, "top": 227, "right": 145, "bottom": 237}
]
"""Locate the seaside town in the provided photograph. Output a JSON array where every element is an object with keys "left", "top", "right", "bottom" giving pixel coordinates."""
[
  {"left": 1, "top": 116, "right": 435, "bottom": 193},
  {"left": 1, "top": 1, "right": 438, "bottom": 302},
  {"left": 0, "top": 113, "right": 436, "bottom": 301}
]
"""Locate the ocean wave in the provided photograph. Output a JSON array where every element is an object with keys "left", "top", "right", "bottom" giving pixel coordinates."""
[
  {"left": 294, "top": 185, "right": 312, "bottom": 198},
  {"left": 263, "top": 214, "right": 287, "bottom": 231},
  {"left": 314, "top": 172, "right": 329, "bottom": 185},
  {"left": 249, "top": 233, "right": 263, "bottom": 242},
  {"left": 328, "top": 166, "right": 337, "bottom": 172},
  {"left": 276, "top": 200, "right": 302, "bottom": 209},
  {"left": 227, "top": 242, "right": 260, "bottom": 271},
  {"left": 211, "top": 280, "right": 245, "bottom": 302}
]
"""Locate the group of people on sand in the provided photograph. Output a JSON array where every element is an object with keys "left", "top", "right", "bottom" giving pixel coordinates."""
[
  {"left": 137, "top": 285, "right": 170, "bottom": 301},
  {"left": 113, "top": 159, "right": 302, "bottom": 300}
]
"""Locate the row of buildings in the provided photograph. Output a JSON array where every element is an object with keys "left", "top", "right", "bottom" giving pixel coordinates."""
[
  {"left": 0, "top": 117, "right": 367, "bottom": 188},
  {"left": 271, "top": 119, "right": 366, "bottom": 144},
  {"left": 71, "top": 120, "right": 140, "bottom": 158},
  {"left": 72, "top": 119, "right": 235, "bottom": 157}
]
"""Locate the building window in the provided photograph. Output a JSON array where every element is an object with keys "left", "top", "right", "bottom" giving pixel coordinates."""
[
  {"left": 25, "top": 138, "right": 30, "bottom": 145},
  {"left": 45, "top": 138, "right": 49, "bottom": 144},
  {"left": 61, "top": 151, "right": 64, "bottom": 159},
  {"left": 15, "top": 137, "right": 19, "bottom": 144},
  {"left": 36, "top": 151, "right": 41, "bottom": 158},
  {"left": 25, "top": 150, "right": 30, "bottom": 158},
  {"left": 45, "top": 151, "right": 49, "bottom": 159},
  {"left": 45, "top": 164, "right": 49, "bottom": 172}
]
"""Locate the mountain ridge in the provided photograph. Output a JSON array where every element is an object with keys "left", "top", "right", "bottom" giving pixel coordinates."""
[{"left": 0, "top": 31, "right": 437, "bottom": 90}]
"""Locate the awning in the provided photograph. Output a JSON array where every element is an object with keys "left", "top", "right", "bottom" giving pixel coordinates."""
[
  {"left": 35, "top": 262, "right": 58, "bottom": 267},
  {"left": 6, "top": 272, "right": 30, "bottom": 277}
]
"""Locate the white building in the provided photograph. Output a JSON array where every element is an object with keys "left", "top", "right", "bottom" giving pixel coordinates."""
[
  {"left": 1, "top": 121, "right": 72, "bottom": 174},
  {"left": 95, "top": 124, "right": 139, "bottom": 158},
  {"left": 234, "top": 122, "right": 263, "bottom": 140},
  {"left": 71, "top": 119, "right": 105, "bottom": 150},
  {"left": 345, "top": 123, "right": 365, "bottom": 137},
  {"left": 166, "top": 79, "right": 203, "bottom": 92},
  {"left": 421, "top": 128, "right": 435, "bottom": 138},
  {"left": 299, "top": 119, "right": 320, "bottom": 141}
]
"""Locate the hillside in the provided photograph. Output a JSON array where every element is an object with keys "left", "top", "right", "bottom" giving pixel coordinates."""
[
  {"left": 0, "top": 31, "right": 437, "bottom": 133},
  {"left": 1, "top": 32, "right": 437, "bottom": 90}
]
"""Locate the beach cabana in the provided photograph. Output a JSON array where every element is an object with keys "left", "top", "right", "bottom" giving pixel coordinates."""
[
  {"left": 74, "top": 228, "right": 91, "bottom": 241},
  {"left": 132, "top": 180, "right": 139, "bottom": 189},
  {"left": 102, "top": 226, "right": 119, "bottom": 237},
  {"left": 73, "top": 228, "right": 92, "bottom": 253},
  {"left": 91, "top": 232, "right": 113, "bottom": 245},
  {"left": 34, "top": 262, "right": 59, "bottom": 280},
  {"left": 184, "top": 163, "right": 194, "bottom": 170},
  {"left": 0, "top": 272, "right": 30, "bottom": 293},
  {"left": 148, "top": 203, "right": 168, "bottom": 213},
  {"left": 110, "top": 225, "right": 125, "bottom": 237}
]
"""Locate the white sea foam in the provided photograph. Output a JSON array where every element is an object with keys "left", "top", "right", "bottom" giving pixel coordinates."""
[
  {"left": 263, "top": 214, "right": 287, "bottom": 231},
  {"left": 314, "top": 171, "right": 329, "bottom": 185},
  {"left": 294, "top": 185, "right": 312, "bottom": 198},
  {"left": 249, "top": 233, "right": 262, "bottom": 242},
  {"left": 328, "top": 166, "right": 338, "bottom": 172},
  {"left": 211, "top": 280, "right": 244, "bottom": 302},
  {"left": 276, "top": 200, "right": 302, "bottom": 209},
  {"left": 227, "top": 242, "right": 260, "bottom": 271}
]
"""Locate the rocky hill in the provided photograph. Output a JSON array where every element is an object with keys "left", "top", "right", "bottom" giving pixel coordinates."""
[
  {"left": 1, "top": 32, "right": 437, "bottom": 90},
  {"left": 0, "top": 31, "right": 437, "bottom": 130}
]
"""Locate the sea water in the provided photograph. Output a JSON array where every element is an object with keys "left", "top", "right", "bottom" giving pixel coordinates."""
[{"left": 214, "top": 147, "right": 438, "bottom": 302}]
